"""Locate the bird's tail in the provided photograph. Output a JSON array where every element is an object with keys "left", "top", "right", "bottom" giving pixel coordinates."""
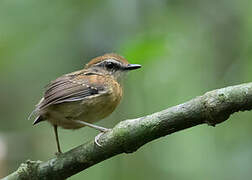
[
  {"left": 28, "top": 109, "right": 37, "bottom": 120},
  {"left": 28, "top": 98, "right": 44, "bottom": 125},
  {"left": 32, "top": 115, "right": 44, "bottom": 125}
]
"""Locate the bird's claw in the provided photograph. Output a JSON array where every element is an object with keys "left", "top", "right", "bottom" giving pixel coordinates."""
[
  {"left": 94, "top": 128, "right": 111, "bottom": 147},
  {"left": 55, "top": 152, "right": 62, "bottom": 157}
]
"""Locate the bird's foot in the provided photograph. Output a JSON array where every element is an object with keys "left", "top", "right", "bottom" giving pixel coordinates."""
[
  {"left": 94, "top": 128, "right": 111, "bottom": 147},
  {"left": 55, "top": 151, "right": 62, "bottom": 157}
]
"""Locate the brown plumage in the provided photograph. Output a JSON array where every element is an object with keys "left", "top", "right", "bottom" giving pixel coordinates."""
[
  {"left": 29, "top": 53, "right": 141, "bottom": 153},
  {"left": 85, "top": 53, "right": 129, "bottom": 69}
]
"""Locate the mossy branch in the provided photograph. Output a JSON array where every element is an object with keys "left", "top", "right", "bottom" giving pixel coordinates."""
[{"left": 3, "top": 82, "right": 252, "bottom": 180}]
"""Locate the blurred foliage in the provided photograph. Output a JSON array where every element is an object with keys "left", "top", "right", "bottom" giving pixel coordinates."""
[
  {"left": 0, "top": 0, "right": 252, "bottom": 179},
  {"left": 120, "top": 33, "right": 167, "bottom": 63}
]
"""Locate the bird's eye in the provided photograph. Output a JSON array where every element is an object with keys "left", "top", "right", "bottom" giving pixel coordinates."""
[{"left": 106, "top": 62, "right": 114, "bottom": 69}]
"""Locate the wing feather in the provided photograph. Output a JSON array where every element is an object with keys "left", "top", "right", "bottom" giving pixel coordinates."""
[{"left": 37, "top": 74, "right": 107, "bottom": 110}]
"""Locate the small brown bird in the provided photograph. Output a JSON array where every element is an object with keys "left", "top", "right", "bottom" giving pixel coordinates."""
[{"left": 29, "top": 53, "right": 141, "bottom": 153}]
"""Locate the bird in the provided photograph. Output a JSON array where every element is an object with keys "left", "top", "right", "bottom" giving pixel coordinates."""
[{"left": 29, "top": 53, "right": 141, "bottom": 153}]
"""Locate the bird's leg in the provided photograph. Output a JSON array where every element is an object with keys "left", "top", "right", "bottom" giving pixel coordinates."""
[
  {"left": 74, "top": 120, "right": 110, "bottom": 132},
  {"left": 53, "top": 125, "right": 62, "bottom": 154},
  {"left": 74, "top": 120, "right": 111, "bottom": 146}
]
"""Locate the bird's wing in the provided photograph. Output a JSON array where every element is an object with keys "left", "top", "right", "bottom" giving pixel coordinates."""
[{"left": 37, "top": 72, "right": 109, "bottom": 110}]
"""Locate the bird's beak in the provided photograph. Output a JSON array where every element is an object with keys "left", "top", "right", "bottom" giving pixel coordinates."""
[{"left": 125, "top": 64, "right": 142, "bottom": 70}]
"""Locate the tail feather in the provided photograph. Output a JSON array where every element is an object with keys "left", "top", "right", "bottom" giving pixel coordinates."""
[
  {"left": 33, "top": 116, "right": 44, "bottom": 125},
  {"left": 28, "top": 109, "right": 37, "bottom": 120},
  {"left": 28, "top": 98, "right": 44, "bottom": 120}
]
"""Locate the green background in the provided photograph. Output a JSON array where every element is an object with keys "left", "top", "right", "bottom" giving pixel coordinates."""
[{"left": 0, "top": 0, "right": 252, "bottom": 179}]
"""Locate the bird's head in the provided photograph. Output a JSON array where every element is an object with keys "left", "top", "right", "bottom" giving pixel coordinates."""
[{"left": 85, "top": 53, "right": 141, "bottom": 80}]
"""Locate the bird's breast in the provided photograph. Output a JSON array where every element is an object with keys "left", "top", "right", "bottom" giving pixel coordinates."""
[{"left": 79, "top": 82, "right": 122, "bottom": 123}]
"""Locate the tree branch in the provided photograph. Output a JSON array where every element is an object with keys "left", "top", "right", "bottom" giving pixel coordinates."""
[{"left": 3, "top": 82, "right": 252, "bottom": 180}]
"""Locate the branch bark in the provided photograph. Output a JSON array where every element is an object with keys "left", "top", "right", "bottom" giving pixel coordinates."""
[{"left": 3, "top": 82, "right": 252, "bottom": 180}]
